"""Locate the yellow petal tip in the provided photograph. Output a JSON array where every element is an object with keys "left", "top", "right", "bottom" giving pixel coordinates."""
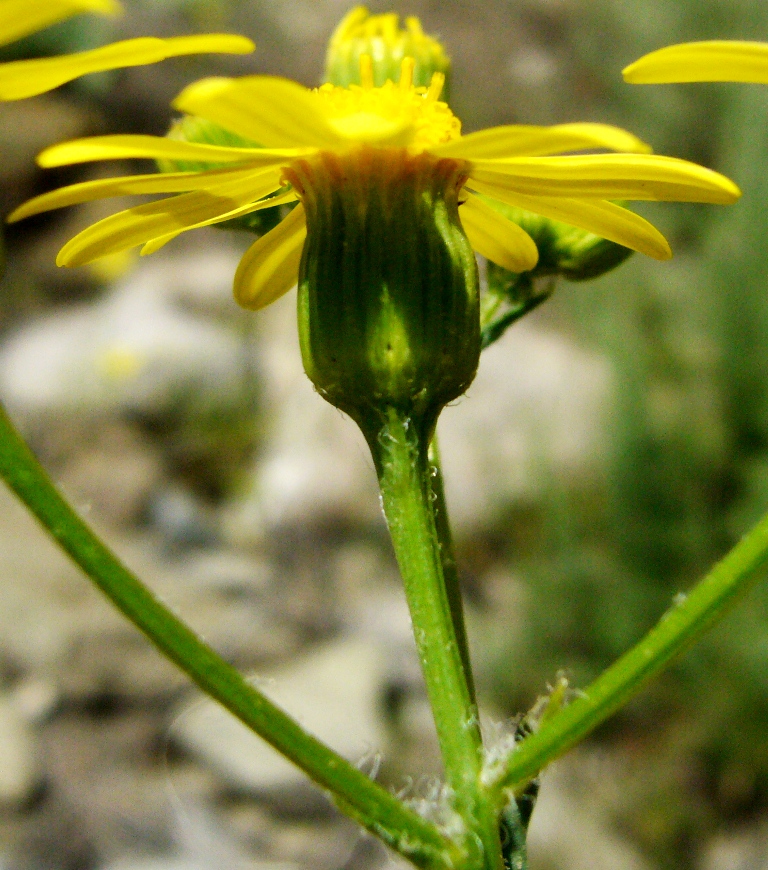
[
  {"left": 623, "top": 41, "right": 768, "bottom": 85},
  {"left": 5, "top": 205, "right": 25, "bottom": 224},
  {"left": 621, "top": 60, "right": 644, "bottom": 83}
]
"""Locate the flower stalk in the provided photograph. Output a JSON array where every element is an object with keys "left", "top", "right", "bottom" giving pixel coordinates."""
[{"left": 292, "top": 133, "right": 502, "bottom": 867}]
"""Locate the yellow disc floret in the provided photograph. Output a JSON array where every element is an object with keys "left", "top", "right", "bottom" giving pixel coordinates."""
[
  {"left": 331, "top": 7, "right": 427, "bottom": 48},
  {"left": 316, "top": 57, "right": 460, "bottom": 150}
]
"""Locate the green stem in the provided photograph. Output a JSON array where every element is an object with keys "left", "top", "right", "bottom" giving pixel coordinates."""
[
  {"left": 485, "top": 507, "right": 768, "bottom": 799},
  {"left": 0, "top": 403, "right": 454, "bottom": 870},
  {"left": 368, "top": 407, "right": 502, "bottom": 870},
  {"left": 428, "top": 435, "right": 477, "bottom": 707}
]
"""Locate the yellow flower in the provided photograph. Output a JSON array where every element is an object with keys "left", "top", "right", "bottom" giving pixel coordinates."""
[
  {"left": 623, "top": 41, "right": 768, "bottom": 85},
  {"left": 8, "top": 56, "right": 740, "bottom": 309},
  {"left": 0, "top": 0, "right": 254, "bottom": 101}
]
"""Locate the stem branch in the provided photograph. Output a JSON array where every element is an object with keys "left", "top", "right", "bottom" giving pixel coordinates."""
[
  {"left": 486, "top": 507, "right": 768, "bottom": 799},
  {"left": 428, "top": 435, "right": 477, "bottom": 707}
]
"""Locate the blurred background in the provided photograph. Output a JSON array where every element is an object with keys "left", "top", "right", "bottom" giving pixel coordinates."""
[{"left": 2, "top": 1, "right": 768, "bottom": 869}]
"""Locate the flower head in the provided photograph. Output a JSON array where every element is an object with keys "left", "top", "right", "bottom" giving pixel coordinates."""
[
  {"left": 624, "top": 41, "right": 768, "bottom": 85},
  {"left": 8, "top": 55, "right": 740, "bottom": 310},
  {"left": 0, "top": 0, "right": 254, "bottom": 101}
]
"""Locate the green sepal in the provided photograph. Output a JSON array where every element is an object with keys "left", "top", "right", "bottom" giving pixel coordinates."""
[{"left": 293, "top": 148, "right": 479, "bottom": 438}]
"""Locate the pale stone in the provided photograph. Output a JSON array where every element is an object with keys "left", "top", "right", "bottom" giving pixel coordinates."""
[
  {"left": 438, "top": 319, "right": 612, "bottom": 531},
  {"left": 527, "top": 751, "right": 653, "bottom": 870},
  {"left": 699, "top": 823, "right": 768, "bottom": 870},
  {"left": 0, "top": 693, "right": 39, "bottom": 806},
  {"left": 173, "top": 639, "right": 387, "bottom": 804}
]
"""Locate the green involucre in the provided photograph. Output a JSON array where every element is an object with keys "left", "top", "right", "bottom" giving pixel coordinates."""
[{"left": 291, "top": 148, "right": 480, "bottom": 437}]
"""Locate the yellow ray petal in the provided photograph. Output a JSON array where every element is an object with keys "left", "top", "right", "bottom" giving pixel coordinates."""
[
  {"left": 623, "top": 41, "right": 768, "bottom": 84},
  {"left": 57, "top": 169, "right": 283, "bottom": 267},
  {"left": 433, "top": 123, "right": 651, "bottom": 159},
  {"left": 8, "top": 165, "right": 282, "bottom": 222},
  {"left": 141, "top": 189, "right": 298, "bottom": 255},
  {"left": 468, "top": 154, "right": 740, "bottom": 203},
  {"left": 468, "top": 180, "right": 671, "bottom": 260},
  {"left": 0, "top": 34, "right": 255, "bottom": 101},
  {"left": 37, "top": 134, "right": 310, "bottom": 168},
  {"left": 234, "top": 204, "right": 307, "bottom": 309},
  {"left": 174, "top": 76, "right": 344, "bottom": 149},
  {"left": 459, "top": 193, "right": 538, "bottom": 272},
  {"left": 0, "top": 0, "right": 121, "bottom": 48}
]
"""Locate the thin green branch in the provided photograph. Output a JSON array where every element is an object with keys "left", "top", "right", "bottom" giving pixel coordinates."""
[
  {"left": 485, "top": 507, "right": 768, "bottom": 799},
  {"left": 480, "top": 291, "right": 552, "bottom": 350},
  {"left": 427, "top": 435, "right": 477, "bottom": 707},
  {"left": 0, "top": 403, "right": 454, "bottom": 870}
]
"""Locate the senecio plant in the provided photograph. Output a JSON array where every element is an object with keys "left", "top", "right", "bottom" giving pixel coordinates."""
[{"left": 3, "top": 4, "right": 768, "bottom": 869}]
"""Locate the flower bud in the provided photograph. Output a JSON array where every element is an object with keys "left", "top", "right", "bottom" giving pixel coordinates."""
[
  {"left": 485, "top": 198, "right": 632, "bottom": 289},
  {"left": 324, "top": 6, "right": 451, "bottom": 97},
  {"left": 287, "top": 147, "right": 479, "bottom": 436}
]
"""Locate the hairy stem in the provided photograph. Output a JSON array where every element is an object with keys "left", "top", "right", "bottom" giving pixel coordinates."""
[{"left": 369, "top": 407, "right": 502, "bottom": 870}]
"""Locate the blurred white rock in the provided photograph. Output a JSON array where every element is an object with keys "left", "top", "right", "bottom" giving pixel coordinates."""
[
  {"left": 0, "top": 691, "right": 40, "bottom": 806},
  {"left": 700, "top": 822, "right": 768, "bottom": 870},
  {"left": 9, "top": 678, "right": 58, "bottom": 725},
  {"left": 0, "top": 480, "right": 293, "bottom": 701},
  {"left": 437, "top": 318, "right": 612, "bottom": 531},
  {"left": 224, "top": 292, "right": 381, "bottom": 545},
  {"left": 0, "top": 246, "right": 249, "bottom": 420},
  {"left": 0, "top": 483, "right": 107, "bottom": 675},
  {"left": 528, "top": 751, "right": 653, "bottom": 870},
  {"left": 0, "top": 242, "right": 260, "bottom": 522},
  {"left": 102, "top": 802, "right": 301, "bottom": 870}
]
